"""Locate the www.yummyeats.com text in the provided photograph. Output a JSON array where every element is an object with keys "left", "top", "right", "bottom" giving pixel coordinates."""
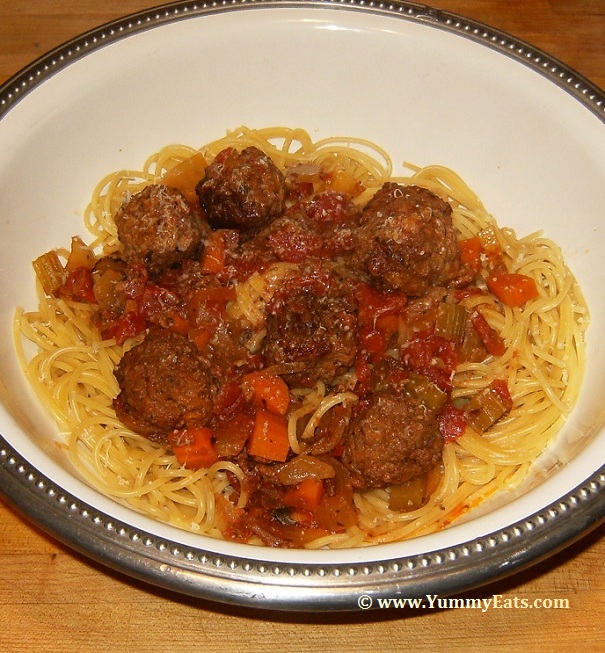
[{"left": 356, "top": 593, "right": 571, "bottom": 611}]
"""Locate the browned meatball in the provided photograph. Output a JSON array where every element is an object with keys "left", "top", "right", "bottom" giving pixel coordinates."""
[
  {"left": 196, "top": 146, "right": 286, "bottom": 234},
  {"left": 115, "top": 184, "right": 203, "bottom": 277},
  {"left": 113, "top": 329, "right": 214, "bottom": 440},
  {"left": 353, "top": 183, "right": 461, "bottom": 296},
  {"left": 341, "top": 392, "right": 443, "bottom": 489},
  {"left": 263, "top": 268, "right": 357, "bottom": 388}
]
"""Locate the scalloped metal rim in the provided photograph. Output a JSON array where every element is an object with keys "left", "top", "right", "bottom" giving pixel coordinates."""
[{"left": 1, "top": 0, "right": 604, "bottom": 611}]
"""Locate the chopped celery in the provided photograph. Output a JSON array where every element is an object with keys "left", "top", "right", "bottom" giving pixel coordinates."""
[
  {"left": 466, "top": 382, "right": 512, "bottom": 433},
  {"left": 434, "top": 303, "right": 468, "bottom": 343},
  {"left": 32, "top": 250, "right": 66, "bottom": 296},
  {"left": 405, "top": 372, "right": 447, "bottom": 412}
]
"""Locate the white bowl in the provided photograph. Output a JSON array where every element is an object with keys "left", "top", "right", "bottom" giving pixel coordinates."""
[{"left": 1, "top": 0, "right": 604, "bottom": 610}]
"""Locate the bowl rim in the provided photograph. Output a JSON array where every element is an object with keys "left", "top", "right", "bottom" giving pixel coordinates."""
[
  {"left": 1, "top": 0, "right": 604, "bottom": 611},
  {"left": 2, "top": 434, "right": 604, "bottom": 610}
]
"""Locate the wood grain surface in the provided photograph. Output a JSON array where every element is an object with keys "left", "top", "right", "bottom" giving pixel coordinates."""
[{"left": 1, "top": 2, "right": 604, "bottom": 652}]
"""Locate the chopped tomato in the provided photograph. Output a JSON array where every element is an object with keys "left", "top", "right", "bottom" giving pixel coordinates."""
[
  {"left": 247, "top": 409, "right": 290, "bottom": 462},
  {"left": 168, "top": 427, "right": 218, "bottom": 470},
  {"left": 267, "top": 223, "right": 323, "bottom": 263},
  {"left": 401, "top": 333, "right": 458, "bottom": 392},
  {"left": 58, "top": 267, "right": 96, "bottom": 304},
  {"left": 213, "top": 381, "right": 246, "bottom": 421},
  {"left": 355, "top": 282, "right": 407, "bottom": 327},
  {"left": 489, "top": 379, "right": 513, "bottom": 411},
  {"left": 138, "top": 283, "right": 181, "bottom": 323},
  {"left": 471, "top": 311, "right": 506, "bottom": 357},
  {"left": 187, "top": 286, "right": 235, "bottom": 323},
  {"left": 353, "top": 351, "right": 373, "bottom": 396},
  {"left": 358, "top": 326, "right": 387, "bottom": 360},
  {"left": 305, "top": 189, "right": 360, "bottom": 223},
  {"left": 375, "top": 313, "right": 400, "bottom": 336},
  {"left": 438, "top": 404, "right": 467, "bottom": 443},
  {"left": 288, "top": 180, "right": 315, "bottom": 202},
  {"left": 355, "top": 283, "right": 406, "bottom": 362},
  {"left": 104, "top": 310, "right": 146, "bottom": 344},
  {"left": 486, "top": 272, "right": 539, "bottom": 307}
]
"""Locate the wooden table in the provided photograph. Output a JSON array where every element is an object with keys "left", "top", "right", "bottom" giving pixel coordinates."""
[{"left": 1, "top": 2, "right": 604, "bottom": 651}]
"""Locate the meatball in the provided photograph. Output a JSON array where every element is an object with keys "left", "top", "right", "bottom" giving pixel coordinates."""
[
  {"left": 195, "top": 146, "right": 286, "bottom": 234},
  {"left": 263, "top": 269, "right": 358, "bottom": 387},
  {"left": 115, "top": 184, "right": 203, "bottom": 277},
  {"left": 113, "top": 329, "right": 214, "bottom": 440},
  {"left": 341, "top": 392, "right": 443, "bottom": 489},
  {"left": 353, "top": 183, "right": 461, "bottom": 296}
]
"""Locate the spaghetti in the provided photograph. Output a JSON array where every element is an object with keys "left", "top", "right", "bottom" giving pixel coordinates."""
[{"left": 15, "top": 126, "right": 588, "bottom": 547}]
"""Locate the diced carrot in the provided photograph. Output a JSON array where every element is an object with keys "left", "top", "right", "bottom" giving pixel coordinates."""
[
  {"left": 189, "top": 327, "right": 212, "bottom": 351},
  {"left": 242, "top": 370, "right": 290, "bottom": 416},
  {"left": 283, "top": 478, "right": 325, "bottom": 511},
  {"left": 486, "top": 272, "right": 539, "bottom": 307},
  {"left": 323, "top": 168, "right": 365, "bottom": 198},
  {"left": 315, "top": 493, "right": 358, "bottom": 531},
  {"left": 200, "top": 231, "right": 227, "bottom": 274},
  {"left": 458, "top": 236, "right": 482, "bottom": 266},
  {"left": 168, "top": 427, "right": 218, "bottom": 470},
  {"left": 165, "top": 310, "right": 190, "bottom": 335},
  {"left": 161, "top": 152, "right": 207, "bottom": 205},
  {"left": 247, "top": 409, "right": 290, "bottom": 462},
  {"left": 479, "top": 225, "right": 504, "bottom": 260}
]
